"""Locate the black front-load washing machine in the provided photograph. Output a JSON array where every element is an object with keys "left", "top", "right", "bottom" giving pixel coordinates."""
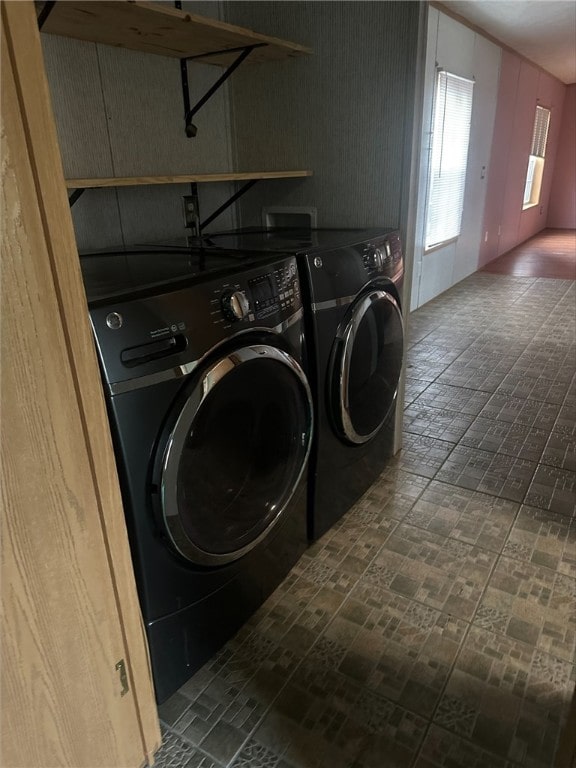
[
  {"left": 80, "top": 245, "right": 312, "bottom": 702},
  {"left": 186, "top": 229, "right": 405, "bottom": 540}
]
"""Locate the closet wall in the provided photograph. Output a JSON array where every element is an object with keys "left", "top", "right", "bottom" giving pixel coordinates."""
[
  {"left": 41, "top": 1, "right": 237, "bottom": 251},
  {"left": 42, "top": 1, "right": 424, "bottom": 264},
  {"left": 225, "top": 1, "right": 423, "bottom": 245}
]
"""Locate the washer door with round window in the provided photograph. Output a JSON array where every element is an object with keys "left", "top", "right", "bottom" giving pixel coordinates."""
[
  {"left": 156, "top": 344, "right": 312, "bottom": 567},
  {"left": 331, "top": 288, "right": 403, "bottom": 445}
]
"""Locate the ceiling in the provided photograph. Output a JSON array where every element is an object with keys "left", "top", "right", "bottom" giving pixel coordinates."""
[{"left": 440, "top": 1, "right": 576, "bottom": 84}]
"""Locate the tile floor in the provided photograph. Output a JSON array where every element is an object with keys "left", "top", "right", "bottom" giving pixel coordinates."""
[{"left": 152, "top": 271, "right": 575, "bottom": 768}]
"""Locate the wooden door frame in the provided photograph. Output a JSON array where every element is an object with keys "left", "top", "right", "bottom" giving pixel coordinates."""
[{"left": 1, "top": 2, "right": 160, "bottom": 764}]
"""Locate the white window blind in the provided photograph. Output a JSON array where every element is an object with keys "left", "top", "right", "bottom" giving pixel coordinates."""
[
  {"left": 523, "top": 106, "right": 550, "bottom": 207},
  {"left": 531, "top": 106, "right": 550, "bottom": 158},
  {"left": 425, "top": 70, "right": 474, "bottom": 250},
  {"left": 523, "top": 155, "right": 537, "bottom": 205}
]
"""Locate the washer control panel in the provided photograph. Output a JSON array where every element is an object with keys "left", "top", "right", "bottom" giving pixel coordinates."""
[
  {"left": 247, "top": 259, "right": 300, "bottom": 320},
  {"left": 90, "top": 255, "right": 303, "bottom": 386},
  {"left": 214, "top": 258, "right": 301, "bottom": 324}
]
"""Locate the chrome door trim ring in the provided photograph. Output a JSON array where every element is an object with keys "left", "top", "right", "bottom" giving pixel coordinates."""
[
  {"left": 108, "top": 308, "right": 304, "bottom": 395},
  {"left": 339, "top": 290, "right": 403, "bottom": 445},
  {"left": 160, "top": 343, "right": 313, "bottom": 566}
]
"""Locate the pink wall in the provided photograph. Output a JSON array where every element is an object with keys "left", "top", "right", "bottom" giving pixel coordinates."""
[
  {"left": 478, "top": 53, "right": 566, "bottom": 267},
  {"left": 518, "top": 72, "right": 566, "bottom": 243},
  {"left": 548, "top": 84, "right": 576, "bottom": 229},
  {"left": 498, "top": 60, "right": 539, "bottom": 256},
  {"left": 478, "top": 51, "right": 520, "bottom": 268}
]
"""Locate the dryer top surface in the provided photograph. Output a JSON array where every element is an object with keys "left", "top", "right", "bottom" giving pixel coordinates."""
[{"left": 196, "top": 227, "right": 398, "bottom": 255}]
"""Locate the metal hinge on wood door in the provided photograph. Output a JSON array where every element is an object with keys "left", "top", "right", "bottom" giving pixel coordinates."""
[{"left": 115, "top": 659, "right": 129, "bottom": 697}]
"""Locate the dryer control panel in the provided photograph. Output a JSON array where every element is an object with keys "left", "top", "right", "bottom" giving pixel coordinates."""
[
  {"left": 361, "top": 231, "right": 403, "bottom": 279},
  {"left": 302, "top": 230, "right": 404, "bottom": 307}
]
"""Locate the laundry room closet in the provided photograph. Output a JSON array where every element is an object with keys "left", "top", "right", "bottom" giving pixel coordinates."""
[
  {"left": 2, "top": 2, "right": 424, "bottom": 765},
  {"left": 2, "top": 1, "right": 313, "bottom": 765}
]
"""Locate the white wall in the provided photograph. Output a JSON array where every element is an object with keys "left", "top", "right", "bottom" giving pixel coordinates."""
[{"left": 411, "top": 8, "right": 501, "bottom": 310}]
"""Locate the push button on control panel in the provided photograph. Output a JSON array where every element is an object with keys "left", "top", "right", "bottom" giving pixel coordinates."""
[{"left": 273, "top": 261, "right": 300, "bottom": 312}]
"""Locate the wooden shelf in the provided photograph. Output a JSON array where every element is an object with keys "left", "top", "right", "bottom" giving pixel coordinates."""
[
  {"left": 40, "top": 1, "right": 312, "bottom": 65},
  {"left": 65, "top": 170, "right": 313, "bottom": 189}
]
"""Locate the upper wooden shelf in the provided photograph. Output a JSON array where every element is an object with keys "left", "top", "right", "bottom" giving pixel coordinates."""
[
  {"left": 66, "top": 170, "right": 313, "bottom": 189},
  {"left": 40, "top": 1, "right": 312, "bottom": 65}
]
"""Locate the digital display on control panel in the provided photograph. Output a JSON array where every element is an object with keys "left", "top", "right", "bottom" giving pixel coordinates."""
[{"left": 248, "top": 274, "right": 279, "bottom": 316}]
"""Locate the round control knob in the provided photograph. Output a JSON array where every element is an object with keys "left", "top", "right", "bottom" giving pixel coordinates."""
[
  {"left": 221, "top": 290, "right": 250, "bottom": 321},
  {"left": 367, "top": 247, "right": 384, "bottom": 270}
]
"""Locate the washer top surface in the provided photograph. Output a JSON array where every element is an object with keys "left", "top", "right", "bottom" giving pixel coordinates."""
[
  {"left": 80, "top": 228, "right": 400, "bottom": 304},
  {"left": 80, "top": 238, "right": 286, "bottom": 304}
]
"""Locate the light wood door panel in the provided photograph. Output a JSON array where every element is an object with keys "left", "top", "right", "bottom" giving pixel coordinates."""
[
  {"left": 2, "top": 3, "right": 160, "bottom": 755},
  {"left": 1, "top": 3, "right": 160, "bottom": 765}
]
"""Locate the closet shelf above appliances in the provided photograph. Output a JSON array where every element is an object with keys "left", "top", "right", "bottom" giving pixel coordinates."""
[
  {"left": 65, "top": 170, "right": 313, "bottom": 189},
  {"left": 66, "top": 171, "right": 313, "bottom": 230},
  {"left": 39, "top": 1, "right": 312, "bottom": 65}
]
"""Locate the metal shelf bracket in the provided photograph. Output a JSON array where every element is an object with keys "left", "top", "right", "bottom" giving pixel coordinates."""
[
  {"left": 37, "top": 1, "right": 57, "bottom": 30},
  {"left": 199, "top": 179, "right": 258, "bottom": 232},
  {"left": 180, "top": 45, "right": 262, "bottom": 138},
  {"left": 182, "top": 179, "right": 258, "bottom": 234},
  {"left": 174, "top": 2, "right": 265, "bottom": 138},
  {"left": 68, "top": 188, "right": 85, "bottom": 208}
]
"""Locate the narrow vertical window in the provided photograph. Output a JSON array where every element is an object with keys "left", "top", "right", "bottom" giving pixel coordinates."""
[
  {"left": 523, "top": 105, "right": 551, "bottom": 208},
  {"left": 425, "top": 70, "right": 474, "bottom": 250}
]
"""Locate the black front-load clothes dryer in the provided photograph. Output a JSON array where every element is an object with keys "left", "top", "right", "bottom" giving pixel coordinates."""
[
  {"left": 299, "top": 230, "right": 404, "bottom": 538},
  {"left": 81, "top": 246, "right": 312, "bottom": 702},
  {"left": 180, "top": 228, "right": 405, "bottom": 540}
]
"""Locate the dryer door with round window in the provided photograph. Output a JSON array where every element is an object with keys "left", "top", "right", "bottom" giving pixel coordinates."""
[
  {"left": 331, "top": 288, "right": 403, "bottom": 445},
  {"left": 157, "top": 345, "right": 312, "bottom": 566}
]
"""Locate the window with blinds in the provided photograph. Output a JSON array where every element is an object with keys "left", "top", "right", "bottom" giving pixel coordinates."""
[
  {"left": 425, "top": 70, "right": 474, "bottom": 250},
  {"left": 523, "top": 105, "right": 551, "bottom": 207}
]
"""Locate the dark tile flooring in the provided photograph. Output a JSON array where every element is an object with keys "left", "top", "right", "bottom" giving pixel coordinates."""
[{"left": 152, "top": 272, "right": 575, "bottom": 768}]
